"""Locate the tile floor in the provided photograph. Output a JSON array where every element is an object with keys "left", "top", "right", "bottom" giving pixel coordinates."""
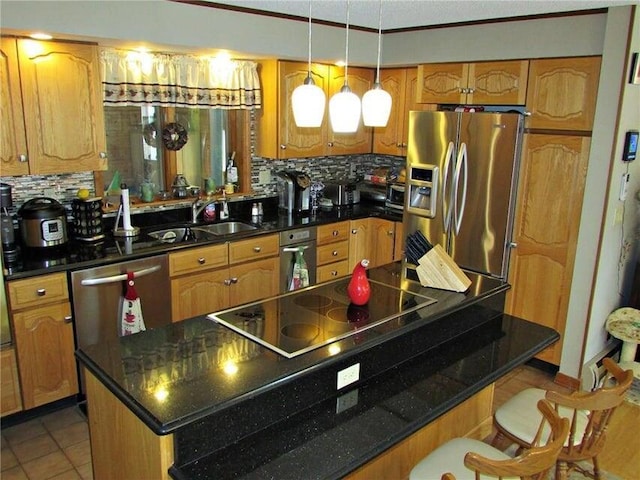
[{"left": 1, "top": 406, "right": 92, "bottom": 480}]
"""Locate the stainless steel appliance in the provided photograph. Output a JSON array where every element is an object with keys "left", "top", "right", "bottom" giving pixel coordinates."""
[
  {"left": 385, "top": 183, "right": 405, "bottom": 211},
  {"left": 279, "top": 226, "right": 317, "bottom": 293},
  {"left": 210, "top": 277, "right": 436, "bottom": 358},
  {"left": 404, "top": 110, "right": 523, "bottom": 279},
  {"left": 18, "top": 197, "right": 68, "bottom": 248},
  {"left": 71, "top": 255, "right": 171, "bottom": 391},
  {"left": 1, "top": 183, "right": 16, "bottom": 256},
  {"left": 275, "top": 170, "right": 311, "bottom": 213},
  {"left": 324, "top": 181, "right": 360, "bottom": 206}
]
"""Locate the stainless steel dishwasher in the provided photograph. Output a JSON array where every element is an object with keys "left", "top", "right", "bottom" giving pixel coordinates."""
[
  {"left": 279, "top": 226, "right": 317, "bottom": 293},
  {"left": 71, "top": 254, "right": 171, "bottom": 366}
]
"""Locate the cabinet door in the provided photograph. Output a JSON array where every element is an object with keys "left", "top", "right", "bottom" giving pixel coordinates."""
[
  {"left": 371, "top": 218, "right": 396, "bottom": 268},
  {"left": 505, "top": 134, "right": 590, "bottom": 366},
  {"left": 17, "top": 39, "right": 107, "bottom": 174},
  {"left": 170, "top": 268, "right": 229, "bottom": 321},
  {"left": 373, "top": 68, "right": 407, "bottom": 155},
  {"left": 327, "top": 66, "right": 373, "bottom": 155},
  {"left": 416, "top": 63, "right": 467, "bottom": 104},
  {"left": 526, "top": 57, "right": 601, "bottom": 131},
  {"left": 349, "top": 219, "right": 374, "bottom": 270},
  {"left": 277, "top": 61, "right": 329, "bottom": 158},
  {"left": 1, "top": 347, "right": 23, "bottom": 416},
  {"left": 13, "top": 302, "right": 78, "bottom": 409},
  {"left": 230, "top": 257, "right": 279, "bottom": 307},
  {"left": 0, "top": 38, "right": 29, "bottom": 176},
  {"left": 468, "top": 60, "right": 529, "bottom": 105}
]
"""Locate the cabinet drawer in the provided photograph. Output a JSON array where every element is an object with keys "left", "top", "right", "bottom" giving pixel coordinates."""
[
  {"left": 229, "top": 234, "right": 279, "bottom": 264},
  {"left": 1, "top": 347, "right": 23, "bottom": 416},
  {"left": 317, "top": 241, "right": 349, "bottom": 266},
  {"left": 317, "top": 221, "right": 350, "bottom": 245},
  {"left": 317, "top": 260, "right": 350, "bottom": 283},
  {"left": 8, "top": 272, "right": 68, "bottom": 310},
  {"left": 169, "top": 243, "right": 228, "bottom": 276}
]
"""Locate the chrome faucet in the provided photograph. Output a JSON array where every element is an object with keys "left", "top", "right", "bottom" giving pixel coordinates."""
[{"left": 191, "top": 197, "right": 218, "bottom": 223}]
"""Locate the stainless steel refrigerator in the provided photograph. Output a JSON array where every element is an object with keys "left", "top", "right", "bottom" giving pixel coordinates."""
[{"left": 403, "top": 110, "right": 523, "bottom": 280}]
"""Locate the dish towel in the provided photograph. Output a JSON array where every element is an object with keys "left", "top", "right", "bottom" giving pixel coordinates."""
[
  {"left": 289, "top": 247, "right": 310, "bottom": 291},
  {"left": 120, "top": 271, "right": 146, "bottom": 336}
]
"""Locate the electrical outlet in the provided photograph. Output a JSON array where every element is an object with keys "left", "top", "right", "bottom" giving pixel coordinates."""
[
  {"left": 337, "top": 363, "right": 360, "bottom": 390},
  {"left": 336, "top": 389, "right": 359, "bottom": 413}
]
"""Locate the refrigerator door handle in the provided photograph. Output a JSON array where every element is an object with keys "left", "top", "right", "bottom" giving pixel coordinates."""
[
  {"left": 442, "top": 141, "right": 455, "bottom": 231},
  {"left": 453, "top": 142, "right": 468, "bottom": 234}
]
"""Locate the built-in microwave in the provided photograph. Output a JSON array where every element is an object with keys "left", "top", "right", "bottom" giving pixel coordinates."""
[{"left": 385, "top": 184, "right": 405, "bottom": 211}]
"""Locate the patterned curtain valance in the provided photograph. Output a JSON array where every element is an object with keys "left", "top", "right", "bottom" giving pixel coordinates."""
[{"left": 100, "top": 48, "right": 261, "bottom": 109}]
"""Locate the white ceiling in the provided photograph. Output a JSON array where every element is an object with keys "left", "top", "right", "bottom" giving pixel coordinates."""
[{"left": 207, "top": 0, "right": 637, "bottom": 30}]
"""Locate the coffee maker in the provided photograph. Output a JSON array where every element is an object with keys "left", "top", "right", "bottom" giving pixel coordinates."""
[
  {"left": 0, "top": 183, "right": 18, "bottom": 261},
  {"left": 275, "top": 171, "right": 311, "bottom": 213}
]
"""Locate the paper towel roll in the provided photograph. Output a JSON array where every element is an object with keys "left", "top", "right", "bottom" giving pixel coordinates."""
[{"left": 121, "top": 188, "right": 133, "bottom": 231}]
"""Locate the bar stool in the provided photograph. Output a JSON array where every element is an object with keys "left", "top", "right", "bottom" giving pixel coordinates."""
[
  {"left": 409, "top": 399, "right": 569, "bottom": 480},
  {"left": 606, "top": 307, "right": 640, "bottom": 378},
  {"left": 492, "top": 358, "right": 633, "bottom": 480}
]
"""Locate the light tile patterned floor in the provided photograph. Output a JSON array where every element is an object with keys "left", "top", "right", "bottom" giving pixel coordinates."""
[{"left": 1, "top": 406, "right": 92, "bottom": 480}]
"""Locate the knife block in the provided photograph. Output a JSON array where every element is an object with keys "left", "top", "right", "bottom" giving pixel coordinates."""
[{"left": 415, "top": 244, "right": 471, "bottom": 292}]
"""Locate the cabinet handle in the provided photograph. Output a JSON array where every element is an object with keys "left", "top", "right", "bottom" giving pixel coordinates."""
[
  {"left": 401, "top": 143, "right": 407, "bottom": 148},
  {"left": 18, "top": 154, "right": 28, "bottom": 162},
  {"left": 280, "top": 144, "right": 286, "bottom": 150},
  {"left": 99, "top": 152, "right": 107, "bottom": 159},
  {"left": 331, "top": 271, "right": 338, "bottom": 276},
  {"left": 509, "top": 242, "right": 518, "bottom": 249},
  {"left": 327, "top": 142, "right": 334, "bottom": 147},
  {"left": 460, "top": 87, "right": 467, "bottom": 93},
  {"left": 351, "top": 229, "right": 357, "bottom": 234},
  {"left": 332, "top": 230, "right": 339, "bottom": 236},
  {"left": 523, "top": 111, "right": 532, "bottom": 116},
  {"left": 36, "top": 288, "right": 46, "bottom": 297},
  {"left": 64, "top": 315, "right": 73, "bottom": 324},
  {"left": 253, "top": 246, "right": 262, "bottom": 253},
  {"left": 332, "top": 250, "right": 338, "bottom": 256},
  {"left": 468, "top": 88, "right": 475, "bottom": 93},
  {"left": 224, "top": 278, "right": 233, "bottom": 286},
  {"left": 397, "top": 143, "right": 403, "bottom": 147},
  {"left": 198, "top": 257, "right": 206, "bottom": 265},
  {"left": 230, "top": 277, "right": 238, "bottom": 284},
  {"left": 388, "top": 230, "right": 394, "bottom": 236}
]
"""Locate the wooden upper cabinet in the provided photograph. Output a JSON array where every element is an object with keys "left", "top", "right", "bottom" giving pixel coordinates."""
[
  {"left": 373, "top": 67, "right": 433, "bottom": 156},
  {"left": 526, "top": 56, "right": 601, "bottom": 132},
  {"left": 10, "top": 38, "right": 107, "bottom": 174},
  {"left": 1, "top": 37, "right": 29, "bottom": 175},
  {"left": 257, "top": 60, "right": 373, "bottom": 159},
  {"left": 417, "top": 60, "right": 529, "bottom": 105}
]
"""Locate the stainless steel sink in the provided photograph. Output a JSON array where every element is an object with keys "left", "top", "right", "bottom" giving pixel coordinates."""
[
  {"left": 196, "top": 221, "right": 258, "bottom": 235},
  {"left": 148, "top": 227, "right": 209, "bottom": 243}
]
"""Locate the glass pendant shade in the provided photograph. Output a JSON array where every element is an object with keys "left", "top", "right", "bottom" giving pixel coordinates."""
[
  {"left": 362, "top": 84, "right": 392, "bottom": 127},
  {"left": 292, "top": 76, "right": 326, "bottom": 127},
  {"left": 329, "top": 85, "right": 361, "bottom": 133}
]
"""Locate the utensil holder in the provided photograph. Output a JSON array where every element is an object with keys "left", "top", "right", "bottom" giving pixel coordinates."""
[
  {"left": 415, "top": 244, "right": 471, "bottom": 292},
  {"left": 71, "top": 198, "right": 105, "bottom": 241}
]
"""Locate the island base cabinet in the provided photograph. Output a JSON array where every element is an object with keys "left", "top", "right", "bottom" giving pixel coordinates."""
[
  {"left": 85, "top": 370, "right": 174, "bottom": 480},
  {"left": 345, "top": 385, "right": 494, "bottom": 480}
]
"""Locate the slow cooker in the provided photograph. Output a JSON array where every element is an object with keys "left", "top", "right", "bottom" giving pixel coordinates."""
[{"left": 18, "top": 197, "right": 68, "bottom": 248}]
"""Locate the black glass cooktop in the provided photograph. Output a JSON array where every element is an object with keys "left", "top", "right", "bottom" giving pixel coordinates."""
[{"left": 208, "top": 278, "right": 437, "bottom": 358}]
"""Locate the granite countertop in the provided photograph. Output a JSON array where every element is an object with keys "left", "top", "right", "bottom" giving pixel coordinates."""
[{"left": 4, "top": 200, "right": 402, "bottom": 280}]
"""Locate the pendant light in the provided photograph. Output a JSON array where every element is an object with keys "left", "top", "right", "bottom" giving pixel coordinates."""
[
  {"left": 362, "top": 0, "right": 392, "bottom": 127},
  {"left": 292, "top": 1, "right": 326, "bottom": 127},
  {"left": 329, "top": 0, "right": 361, "bottom": 133}
]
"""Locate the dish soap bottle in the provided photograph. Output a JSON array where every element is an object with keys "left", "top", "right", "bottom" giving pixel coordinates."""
[{"left": 347, "top": 259, "right": 371, "bottom": 305}]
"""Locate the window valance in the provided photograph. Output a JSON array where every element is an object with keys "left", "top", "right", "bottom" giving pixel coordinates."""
[{"left": 100, "top": 48, "right": 261, "bottom": 109}]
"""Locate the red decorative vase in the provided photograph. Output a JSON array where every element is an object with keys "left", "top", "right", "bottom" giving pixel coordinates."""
[{"left": 347, "top": 259, "right": 371, "bottom": 305}]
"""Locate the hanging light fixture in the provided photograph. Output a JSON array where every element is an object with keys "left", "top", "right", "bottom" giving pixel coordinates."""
[
  {"left": 329, "top": 0, "right": 361, "bottom": 133},
  {"left": 292, "top": 1, "right": 326, "bottom": 127},
  {"left": 362, "top": 0, "right": 392, "bottom": 127}
]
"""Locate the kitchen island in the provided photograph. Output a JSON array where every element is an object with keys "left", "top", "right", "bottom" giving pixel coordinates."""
[{"left": 76, "top": 262, "right": 558, "bottom": 480}]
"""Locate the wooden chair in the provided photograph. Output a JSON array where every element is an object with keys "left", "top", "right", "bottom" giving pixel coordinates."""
[
  {"left": 492, "top": 358, "right": 634, "bottom": 480},
  {"left": 410, "top": 399, "right": 569, "bottom": 480}
]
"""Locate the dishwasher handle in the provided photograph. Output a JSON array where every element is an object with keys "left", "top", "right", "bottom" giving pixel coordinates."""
[
  {"left": 282, "top": 246, "right": 310, "bottom": 252},
  {"left": 80, "top": 265, "right": 161, "bottom": 286}
]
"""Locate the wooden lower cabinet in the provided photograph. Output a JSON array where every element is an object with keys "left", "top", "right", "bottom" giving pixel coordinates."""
[
  {"left": 317, "top": 221, "right": 351, "bottom": 283},
  {"left": 12, "top": 301, "right": 78, "bottom": 409},
  {"left": 1, "top": 347, "right": 23, "bottom": 416},
  {"left": 229, "top": 257, "right": 280, "bottom": 306},
  {"left": 505, "top": 134, "right": 590, "bottom": 365},
  {"left": 349, "top": 218, "right": 398, "bottom": 269}
]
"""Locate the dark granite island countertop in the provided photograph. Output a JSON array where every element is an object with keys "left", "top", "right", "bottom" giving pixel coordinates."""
[{"left": 75, "top": 262, "right": 559, "bottom": 480}]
